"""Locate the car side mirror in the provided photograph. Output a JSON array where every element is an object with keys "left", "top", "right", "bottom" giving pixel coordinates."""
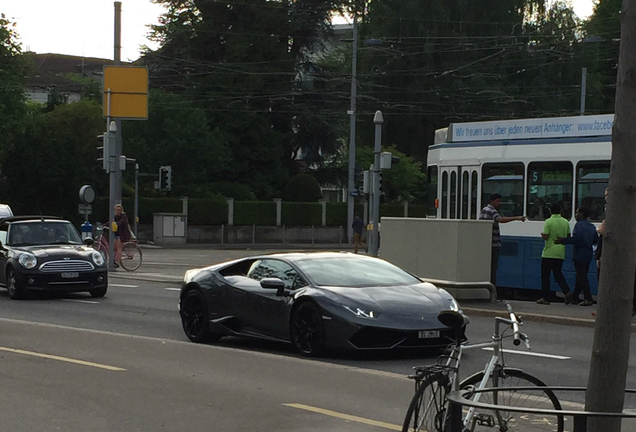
[
  {"left": 260, "top": 278, "right": 286, "bottom": 296},
  {"left": 83, "top": 237, "right": 95, "bottom": 246}
]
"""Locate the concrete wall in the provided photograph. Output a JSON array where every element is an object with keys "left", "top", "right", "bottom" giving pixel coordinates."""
[{"left": 380, "top": 218, "right": 494, "bottom": 300}]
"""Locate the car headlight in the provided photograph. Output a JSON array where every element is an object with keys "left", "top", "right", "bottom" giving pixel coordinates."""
[
  {"left": 439, "top": 289, "right": 461, "bottom": 312},
  {"left": 18, "top": 253, "right": 37, "bottom": 269},
  {"left": 343, "top": 305, "right": 377, "bottom": 319},
  {"left": 92, "top": 251, "right": 105, "bottom": 266}
]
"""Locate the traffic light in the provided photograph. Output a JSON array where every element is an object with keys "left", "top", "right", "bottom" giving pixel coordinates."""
[
  {"left": 159, "top": 166, "right": 172, "bottom": 190},
  {"left": 96, "top": 133, "right": 111, "bottom": 171},
  {"left": 354, "top": 166, "right": 363, "bottom": 185}
]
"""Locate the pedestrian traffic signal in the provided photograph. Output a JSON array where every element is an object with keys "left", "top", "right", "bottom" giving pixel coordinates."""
[{"left": 159, "top": 166, "right": 172, "bottom": 190}]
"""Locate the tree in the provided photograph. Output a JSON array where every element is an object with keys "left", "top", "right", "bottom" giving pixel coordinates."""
[
  {"left": 0, "top": 14, "right": 29, "bottom": 183},
  {"left": 1, "top": 100, "right": 104, "bottom": 219},
  {"left": 144, "top": 0, "right": 349, "bottom": 198},
  {"left": 585, "top": 1, "right": 636, "bottom": 430},
  {"left": 121, "top": 89, "right": 233, "bottom": 198},
  {"left": 283, "top": 173, "right": 323, "bottom": 202}
]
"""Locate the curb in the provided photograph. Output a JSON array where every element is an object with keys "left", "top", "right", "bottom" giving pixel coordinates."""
[{"left": 463, "top": 306, "right": 636, "bottom": 331}]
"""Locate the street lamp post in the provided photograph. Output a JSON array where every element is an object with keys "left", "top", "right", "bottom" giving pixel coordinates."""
[
  {"left": 346, "top": 15, "right": 358, "bottom": 245},
  {"left": 369, "top": 110, "right": 383, "bottom": 257}
]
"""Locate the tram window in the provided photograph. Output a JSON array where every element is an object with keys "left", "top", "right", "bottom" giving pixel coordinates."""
[
  {"left": 450, "top": 171, "right": 457, "bottom": 219},
  {"left": 482, "top": 163, "right": 524, "bottom": 217},
  {"left": 441, "top": 171, "right": 448, "bottom": 218},
  {"left": 527, "top": 161, "right": 574, "bottom": 220},
  {"left": 427, "top": 166, "right": 438, "bottom": 217},
  {"left": 461, "top": 171, "right": 469, "bottom": 219},
  {"left": 471, "top": 170, "right": 478, "bottom": 219},
  {"left": 577, "top": 161, "right": 609, "bottom": 221}
]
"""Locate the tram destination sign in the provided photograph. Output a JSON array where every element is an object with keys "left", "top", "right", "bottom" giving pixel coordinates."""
[{"left": 448, "top": 114, "right": 613, "bottom": 143}]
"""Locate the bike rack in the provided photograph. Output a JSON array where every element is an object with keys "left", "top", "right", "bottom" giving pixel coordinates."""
[{"left": 446, "top": 386, "right": 636, "bottom": 432}]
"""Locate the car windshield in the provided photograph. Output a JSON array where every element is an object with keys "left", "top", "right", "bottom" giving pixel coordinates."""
[
  {"left": 8, "top": 221, "right": 84, "bottom": 246},
  {"left": 294, "top": 256, "right": 422, "bottom": 287}
]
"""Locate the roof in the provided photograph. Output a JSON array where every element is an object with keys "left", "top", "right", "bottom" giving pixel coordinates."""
[{"left": 25, "top": 53, "right": 120, "bottom": 93}]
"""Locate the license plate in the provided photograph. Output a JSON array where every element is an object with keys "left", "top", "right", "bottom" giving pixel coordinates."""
[
  {"left": 61, "top": 272, "right": 79, "bottom": 278},
  {"left": 418, "top": 330, "right": 440, "bottom": 339}
]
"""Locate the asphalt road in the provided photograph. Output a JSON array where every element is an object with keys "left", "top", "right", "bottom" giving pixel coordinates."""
[{"left": 1, "top": 247, "right": 636, "bottom": 430}]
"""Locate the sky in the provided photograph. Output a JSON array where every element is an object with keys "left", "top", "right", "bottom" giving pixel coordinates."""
[{"left": 2, "top": 0, "right": 596, "bottom": 61}]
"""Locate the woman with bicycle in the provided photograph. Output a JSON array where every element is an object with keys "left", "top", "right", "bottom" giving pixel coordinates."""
[{"left": 113, "top": 204, "right": 130, "bottom": 268}]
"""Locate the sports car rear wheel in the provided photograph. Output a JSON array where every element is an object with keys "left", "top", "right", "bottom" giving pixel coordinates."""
[
  {"left": 7, "top": 267, "right": 26, "bottom": 300},
  {"left": 290, "top": 302, "right": 325, "bottom": 357},
  {"left": 180, "top": 289, "right": 221, "bottom": 343}
]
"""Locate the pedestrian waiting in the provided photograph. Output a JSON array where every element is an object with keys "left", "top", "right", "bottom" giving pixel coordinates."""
[
  {"left": 536, "top": 202, "right": 572, "bottom": 305},
  {"left": 555, "top": 206, "right": 598, "bottom": 306},
  {"left": 479, "top": 193, "right": 526, "bottom": 297}
]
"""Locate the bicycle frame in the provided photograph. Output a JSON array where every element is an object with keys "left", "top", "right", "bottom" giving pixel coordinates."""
[{"left": 440, "top": 313, "right": 526, "bottom": 430}]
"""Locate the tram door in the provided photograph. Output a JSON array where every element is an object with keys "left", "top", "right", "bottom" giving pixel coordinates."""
[
  {"left": 440, "top": 167, "right": 459, "bottom": 219},
  {"left": 460, "top": 167, "right": 480, "bottom": 219}
]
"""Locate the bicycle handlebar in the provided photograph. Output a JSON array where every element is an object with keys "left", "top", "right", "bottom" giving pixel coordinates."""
[{"left": 505, "top": 302, "right": 523, "bottom": 346}]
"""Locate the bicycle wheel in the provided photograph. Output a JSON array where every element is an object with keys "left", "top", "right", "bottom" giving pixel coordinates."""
[
  {"left": 460, "top": 368, "right": 564, "bottom": 432},
  {"left": 120, "top": 242, "right": 142, "bottom": 271},
  {"left": 402, "top": 372, "right": 451, "bottom": 432}
]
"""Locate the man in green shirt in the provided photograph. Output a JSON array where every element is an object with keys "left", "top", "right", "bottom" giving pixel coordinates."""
[{"left": 537, "top": 202, "right": 572, "bottom": 305}]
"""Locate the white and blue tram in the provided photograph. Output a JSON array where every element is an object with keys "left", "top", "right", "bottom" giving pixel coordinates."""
[{"left": 427, "top": 114, "right": 612, "bottom": 294}]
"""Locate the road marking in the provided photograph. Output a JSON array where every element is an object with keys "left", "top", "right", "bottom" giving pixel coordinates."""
[
  {"left": 284, "top": 404, "right": 400, "bottom": 430},
  {"left": 166, "top": 288, "right": 180, "bottom": 291},
  {"left": 62, "top": 299, "right": 99, "bottom": 304},
  {"left": 482, "top": 347, "right": 570, "bottom": 360},
  {"left": 110, "top": 283, "right": 138, "bottom": 288},
  {"left": 0, "top": 346, "right": 126, "bottom": 371}
]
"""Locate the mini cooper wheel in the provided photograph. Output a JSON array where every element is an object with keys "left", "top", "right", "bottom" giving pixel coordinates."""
[
  {"left": 180, "top": 290, "right": 221, "bottom": 343},
  {"left": 90, "top": 287, "right": 108, "bottom": 298},
  {"left": 6, "top": 267, "right": 26, "bottom": 300},
  {"left": 290, "top": 302, "right": 326, "bottom": 357}
]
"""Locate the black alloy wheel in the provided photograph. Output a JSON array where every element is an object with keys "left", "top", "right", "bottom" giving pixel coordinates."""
[
  {"left": 180, "top": 289, "right": 220, "bottom": 343},
  {"left": 6, "top": 267, "right": 25, "bottom": 300},
  {"left": 290, "top": 302, "right": 326, "bottom": 357}
]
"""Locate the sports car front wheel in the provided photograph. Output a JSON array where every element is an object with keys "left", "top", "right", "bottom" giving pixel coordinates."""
[
  {"left": 290, "top": 302, "right": 326, "bottom": 357},
  {"left": 180, "top": 289, "right": 221, "bottom": 343}
]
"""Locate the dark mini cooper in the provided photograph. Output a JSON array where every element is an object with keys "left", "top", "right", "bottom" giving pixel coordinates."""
[{"left": 0, "top": 216, "right": 108, "bottom": 299}]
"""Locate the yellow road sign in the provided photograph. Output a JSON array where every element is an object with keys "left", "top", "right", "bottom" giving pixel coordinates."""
[{"left": 103, "top": 66, "right": 148, "bottom": 119}]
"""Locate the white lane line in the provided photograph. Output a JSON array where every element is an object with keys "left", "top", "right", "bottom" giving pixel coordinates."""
[
  {"left": 482, "top": 347, "right": 570, "bottom": 360},
  {"left": 62, "top": 299, "right": 99, "bottom": 304},
  {"left": 109, "top": 283, "right": 138, "bottom": 288},
  {"left": 165, "top": 288, "right": 180, "bottom": 291}
]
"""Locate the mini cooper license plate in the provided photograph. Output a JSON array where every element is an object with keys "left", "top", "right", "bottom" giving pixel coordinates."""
[
  {"left": 418, "top": 330, "right": 440, "bottom": 339},
  {"left": 61, "top": 272, "right": 79, "bottom": 278}
]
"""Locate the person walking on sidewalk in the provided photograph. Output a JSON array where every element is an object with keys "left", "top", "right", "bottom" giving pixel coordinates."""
[
  {"left": 556, "top": 206, "right": 598, "bottom": 306},
  {"left": 537, "top": 202, "right": 572, "bottom": 305},
  {"left": 352, "top": 214, "right": 366, "bottom": 254},
  {"left": 479, "top": 193, "right": 526, "bottom": 294}
]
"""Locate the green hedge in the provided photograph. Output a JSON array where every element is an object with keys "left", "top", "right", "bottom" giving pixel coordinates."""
[
  {"left": 234, "top": 201, "right": 277, "bottom": 226},
  {"left": 92, "top": 198, "right": 427, "bottom": 226}
]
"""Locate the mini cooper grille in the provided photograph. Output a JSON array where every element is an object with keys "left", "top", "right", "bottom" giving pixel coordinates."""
[{"left": 39, "top": 260, "right": 95, "bottom": 273}]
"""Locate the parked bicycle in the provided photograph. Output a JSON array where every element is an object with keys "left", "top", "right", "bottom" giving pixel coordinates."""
[
  {"left": 402, "top": 303, "right": 564, "bottom": 432},
  {"left": 93, "top": 224, "right": 143, "bottom": 271}
]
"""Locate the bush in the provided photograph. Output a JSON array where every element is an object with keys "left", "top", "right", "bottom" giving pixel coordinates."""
[{"left": 283, "top": 174, "right": 322, "bottom": 202}]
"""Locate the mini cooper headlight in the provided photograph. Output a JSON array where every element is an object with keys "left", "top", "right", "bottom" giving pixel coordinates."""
[
  {"left": 343, "top": 305, "right": 377, "bottom": 319},
  {"left": 92, "top": 251, "right": 105, "bottom": 266},
  {"left": 18, "top": 253, "right": 37, "bottom": 269}
]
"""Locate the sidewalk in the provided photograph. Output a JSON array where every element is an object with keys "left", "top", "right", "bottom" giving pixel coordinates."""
[{"left": 113, "top": 244, "right": 631, "bottom": 330}]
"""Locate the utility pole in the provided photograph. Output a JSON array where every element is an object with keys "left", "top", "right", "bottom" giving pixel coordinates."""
[
  {"left": 113, "top": 1, "right": 123, "bottom": 207},
  {"left": 346, "top": 15, "right": 358, "bottom": 245}
]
